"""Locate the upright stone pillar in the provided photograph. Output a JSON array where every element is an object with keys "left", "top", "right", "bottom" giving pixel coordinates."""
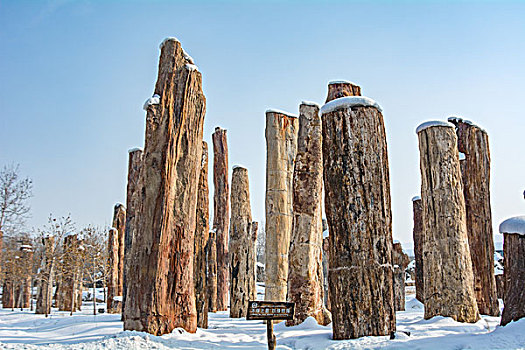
[
  {"left": 416, "top": 121, "right": 479, "bottom": 323},
  {"left": 264, "top": 109, "right": 298, "bottom": 302},
  {"left": 449, "top": 117, "right": 499, "bottom": 316},
  {"left": 207, "top": 230, "right": 217, "bottom": 312},
  {"left": 392, "top": 242, "right": 410, "bottom": 311},
  {"left": 122, "top": 148, "right": 143, "bottom": 319},
  {"left": 36, "top": 235, "right": 55, "bottom": 315},
  {"left": 287, "top": 102, "right": 330, "bottom": 326},
  {"left": 499, "top": 216, "right": 525, "bottom": 326},
  {"left": 194, "top": 141, "right": 209, "bottom": 328},
  {"left": 107, "top": 228, "right": 120, "bottom": 313},
  {"left": 112, "top": 204, "right": 126, "bottom": 300},
  {"left": 325, "top": 80, "right": 361, "bottom": 103},
  {"left": 248, "top": 221, "right": 258, "bottom": 300},
  {"left": 322, "top": 236, "right": 330, "bottom": 311},
  {"left": 321, "top": 96, "right": 395, "bottom": 339},
  {"left": 212, "top": 127, "right": 230, "bottom": 311},
  {"left": 58, "top": 234, "right": 81, "bottom": 312},
  {"left": 123, "top": 38, "right": 206, "bottom": 335},
  {"left": 229, "top": 166, "right": 255, "bottom": 317},
  {"left": 412, "top": 196, "right": 424, "bottom": 303}
]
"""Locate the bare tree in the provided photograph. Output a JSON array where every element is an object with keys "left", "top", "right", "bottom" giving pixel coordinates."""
[{"left": 0, "top": 164, "right": 33, "bottom": 235}]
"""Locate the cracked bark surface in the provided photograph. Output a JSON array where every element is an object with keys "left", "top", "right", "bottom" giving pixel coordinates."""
[
  {"left": 412, "top": 197, "right": 424, "bottom": 303},
  {"left": 501, "top": 233, "right": 525, "bottom": 326}
]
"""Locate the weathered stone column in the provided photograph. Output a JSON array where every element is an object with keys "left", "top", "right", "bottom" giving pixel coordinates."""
[
  {"left": 412, "top": 196, "right": 424, "bottom": 303},
  {"left": 212, "top": 127, "right": 230, "bottom": 311},
  {"left": 58, "top": 234, "right": 81, "bottom": 312},
  {"left": 206, "top": 230, "right": 217, "bottom": 312},
  {"left": 417, "top": 121, "right": 479, "bottom": 323},
  {"left": 322, "top": 236, "right": 330, "bottom": 311},
  {"left": 449, "top": 117, "right": 499, "bottom": 316},
  {"left": 112, "top": 204, "right": 126, "bottom": 298},
  {"left": 265, "top": 109, "right": 298, "bottom": 302},
  {"left": 122, "top": 148, "right": 143, "bottom": 319},
  {"left": 287, "top": 102, "right": 330, "bottom": 326},
  {"left": 392, "top": 242, "right": 410, "bottom": 311},
  {"left": 499, "top": 216, "right": 525, "bottom": 326},
  {"left": 36, "top": 235, "right": 55, "bottom": 315},
  {"left": 194, "top": 141, "right": 209, "bottom": 328},
  {"left": 325, "top": 80, "right": 361, "bottom": 103},
  {"left": 107, "top": 227, "right": 119, "bottom": 313},
  {"left": 229, "top": 166, "right": 254, "bottom": 318},
  {"left": 123, "top": 38, "right": 206, "bottom": 335},
  {"left": 321, "top": 96, "right": 395, "bottom": 339}
]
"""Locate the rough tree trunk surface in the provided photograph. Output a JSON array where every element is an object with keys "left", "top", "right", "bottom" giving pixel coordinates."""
[
  {"left": 287, "top": 102, "right": 330, "bottom": 327},
  {"left": 206, "top": 230, "right": 217, "bottom": 312},
  {"left": 113, "top": 204, "right": 126, "bottom": 297},
  {"left": 2, "top": 280, "right": 14, "bottom": 308},
  {"left": 122, "top": 148, "right": 143, "bottom": 319},
  {"left": 107, "top": 228, "right": 120, "bottom": 313},
  {"left": 417, "top": 122, "right": 479, "bottom": 323},
  {"left": 322, "top": 237, "right": 330, "bottom": 311},
  {"left": 212, "top": 127, "right": 229, "bottom": 311},
  {"left": 392, "top": 243, "right": 410, "bottom": 312},
  {"left": 58, "top": 234, "right": 81, "bottom": 312},
  {"left": 36, "top": 236, "right": 55, "bottom": 315},
  {"left": 322, "top": 98, "right": 395, "bottom": 339},
  {"left": 248, "top": 222, "right": 258, "bottom": 300},
  {"left": 123, "top": 38, "right": 206, "bottom": 335},
  {"left": 194, "top": 141, "right": 209, "bottom": 328},
  {"left": 449, "top": 117, "right": 499, "bottom": 316},
  {"left": 495, "top": 274, "right": 504, "bottom": 299},
  {"left": 412, "top": 197, "right": 424, "bottom": 303},
  {"left": 501, "top": 233, "right": 525, "bottom": 326},
  {"left": 229, "top": 166, "right": 254, "bottom": 318},
  {"left": 265, "top": 110, "right": 298, "bottom": 302},
  {"left": 325, "top": 81, "right": 361, "bottom": 103}
]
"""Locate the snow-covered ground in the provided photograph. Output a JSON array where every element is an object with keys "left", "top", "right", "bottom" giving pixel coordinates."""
[{"left": 1, "top": 292, "right": 524, "bottom": 349}]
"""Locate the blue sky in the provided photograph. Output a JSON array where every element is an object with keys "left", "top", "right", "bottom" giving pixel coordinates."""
[{"left": 1, "top": 0, "right": 524, "bottom": 248}]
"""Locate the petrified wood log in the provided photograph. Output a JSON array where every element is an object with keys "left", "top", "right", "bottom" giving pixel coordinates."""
[
  {"left": 229, "top": 166, "right": 254, "bottom": 318},
  {"left": 194, "top": 141, "right": 209, "bottom": 328},
  {"left": 322, "top": 237, "right": 330, "bottom": 311},
  {"left": 495, "top": 274, "right": 504, "bottom": 299},
  {"left": 325, "top": 80, "right": 361, "bottom": 103},
  {"left": 412, "top": 196, "right": 424, "bottom": 303},
  {"left": 206, "top": 229, "right": 217, "bottom": 312},
  {"left": 122, "top": 148, "right": 143, "bottom": 319},
  {"left": 212, "top": 127, "right": 230, "bottom": 311},
  {"left": 36, "top": 235, "right": 55, "bottom": 315},
  {"left": 123, "top": 38, "right": 206, "bottom": 335},
  {"left": 248, "top": 221, "right": 258, "bottom": 299},
  {"left": 392, "top": 242, "right": 410, "bottom": 311},
  {"left": 112, "top": 204, "right": 126, "bottom": 297},
  {"left": 499, "top": 217, "right": 525, "bottom": 326},
  {"left": 2, "top": 279, "right": 14, "bottom": 309},
  {"left": 417, "top": 121, "right": 479, "bottom": 323},
  {"left": 321, "top": 96, "right": 395, "bottom": 339},
  {"left": 287, "top": 102, "right": 330, "bottom": 326},
  {"left": 58, "top": 234, "right": 81, "bottom": 312},
  {"left": 449, "top": 117, "right": 499, "bottom": 316},
  {"left": 107, "top": 227, "right": 120, "bottom": 314},
  {"left": 265, "top": 110, "right": 298, "bottom": 302}
]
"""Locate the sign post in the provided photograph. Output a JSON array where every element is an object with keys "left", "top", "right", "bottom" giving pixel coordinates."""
[{"left": 246, "top": 301, "right": 295, "bottom": 350}]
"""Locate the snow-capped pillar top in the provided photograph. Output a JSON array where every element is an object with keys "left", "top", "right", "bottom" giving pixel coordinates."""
[
  {"left": 499, "top": 216, "right": 525, "bottom": 236},
  {"left": 415, "top": 120, "right": 454, "bottom": 134},
  {"left": 319, "top": 96, "right": 382, "bottom": 117},
  {"left": 326, "top": 80, "right": 362, "bottom": 103}
]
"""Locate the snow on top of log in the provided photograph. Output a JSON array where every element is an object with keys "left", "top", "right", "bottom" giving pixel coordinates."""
[
  {"left": 328, "top": 79, "right": 358, "bottom": 85},
  {"left": 185, "top": 63, "right": 199, "bottom": 71},
  {"left": 128, "top": 147, "right": 143, "bottom": 153},
  {"left": 301, "top": 100, "right": 319, "bottom": 107},
  {"left": 109, "top": 227, "right": 117, "bottom": 233},
  {"left": 319, "top": 96, "right": 382, "bottom": 116},
  {"left": 447, "top": 115, "right": 487, "bottom": 133},
  {"left": 159, "top": 37, "right": 195, "bottom": 64},
  {"left": 412, "top": 195, "right": 421, "bottom": 201},
  {"left": 415, "top": 120, "right": 453, "bottom": 133},
  {"left": 114, "top": 203, "right": 125, "bottom": 209},
  {"left": 65, "top": 231, "right": 76, "bottom": 237},
  {"left": 499, "top": 216, "right": 525, "bottom": 235},
  {"left": 232, "top": 165, "right": 247, "bottom": 170},
  {"left": 143, "top": 94, "right": 160, "bottom": 111},
  {"left": 266, "top": 109, "right": 298, "bottom": 118},
  {"left": 256, "top": 262, "right": 265, "bottom": 267}
]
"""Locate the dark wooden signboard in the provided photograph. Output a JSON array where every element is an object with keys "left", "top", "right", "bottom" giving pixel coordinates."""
[
  {"left": 246, "top": 301, "right": 295, "bottom": 350},
  {"left": 246, "top": 301, "right": 295, "bottom": 320}
]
